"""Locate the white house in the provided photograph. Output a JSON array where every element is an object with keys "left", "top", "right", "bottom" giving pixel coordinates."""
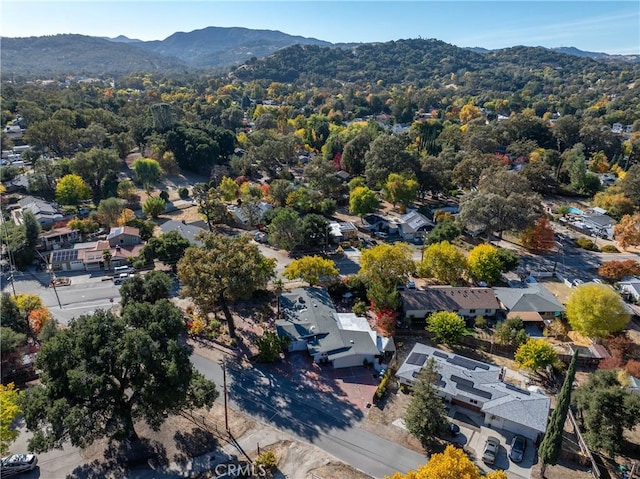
[
  {"left": 619, "top": 277, "right": 640, "bottom": 302},
  {"left": 397, "top": 210, "right": 434, "bottom": 242},
  {"left": 396, "top": 343, "right": 550, "bottom": 441}
]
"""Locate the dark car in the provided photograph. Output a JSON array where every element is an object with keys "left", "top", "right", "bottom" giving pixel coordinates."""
[
  {"left": 509, "top": 435, "right": 526, "bottom": 463},
  {"left": 1, "top": 454, "right": 38, "bottom": 477}
]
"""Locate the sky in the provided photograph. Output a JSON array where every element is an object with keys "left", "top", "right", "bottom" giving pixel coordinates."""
[{"left": 1, "top": 1, "right": 639, "bottom": 55}]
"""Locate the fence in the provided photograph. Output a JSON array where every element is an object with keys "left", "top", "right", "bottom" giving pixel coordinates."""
[{"left": 567, "top": 408, "right": 602, "bottom": 479}]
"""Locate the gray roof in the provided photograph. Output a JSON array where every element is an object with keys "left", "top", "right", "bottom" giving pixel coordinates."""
[
  {"left": 159, "top": 220, "right": 205, "bottom": 245},
  {"left": 581, "top": 214, "right": 616, "bottom": 228},
  {"left": 397, "top": 343, "right": 550, "bottom": 434},
  {"left": 493, "top": 284, "right": 565, "bottom": 314},
  {"left": 399, "top": 210, "right": 433, "bottom": 234},
  {"left": 401, "top": 287, "right": 500, "bottom": 312}
]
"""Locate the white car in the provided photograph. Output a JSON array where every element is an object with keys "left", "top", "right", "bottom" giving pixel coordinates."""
[
  {"left": 374, "top": 231, "right": 388, "bottom": 239},
  {"left": 482, "top": 436, "right": 500, "bottom": 464},
  {"left": 1, "top": 454, "right": 38, "bottom": 476}
]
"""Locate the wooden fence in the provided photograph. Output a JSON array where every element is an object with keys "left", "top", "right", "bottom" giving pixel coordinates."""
[{"left": 567, "top": 408, "right": 602, "bottom": 479}]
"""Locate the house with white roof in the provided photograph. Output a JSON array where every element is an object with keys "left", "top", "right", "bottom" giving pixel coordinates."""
[
  {"left": 397, "top": 210, "right": 434, "bottom": 242},
  {"left": 397, "top": 343, "right": 550, "bottom": 441},
  {"left": 619, "top": 277, "right": 640, "bottom": 303},
  {"left": 276, "top": 287, "right": 394, "bottom": 369}
]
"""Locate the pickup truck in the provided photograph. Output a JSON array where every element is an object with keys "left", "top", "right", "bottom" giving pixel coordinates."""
[{"left": 113, "top": 273, "right": 132, "bottom": 285}]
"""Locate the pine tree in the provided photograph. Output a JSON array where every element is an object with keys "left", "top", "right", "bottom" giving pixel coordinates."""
[
  {"left": 539, "top": 351, "right": 578, "bottom": 476},
  {"left": 404, "top": 358, "right": 448, "bottom": 448}
]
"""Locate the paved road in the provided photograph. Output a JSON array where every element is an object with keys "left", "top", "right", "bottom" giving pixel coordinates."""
[{"left": 191, "top": 353, "right": 427, "bottom": 478}]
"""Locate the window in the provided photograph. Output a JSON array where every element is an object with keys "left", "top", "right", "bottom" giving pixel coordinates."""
[
  {"left": 469, "top": 399, "right": 478, "bottom": 404},
  {"left": 469, "top": 309, "right": 476, "bottom": 314}
]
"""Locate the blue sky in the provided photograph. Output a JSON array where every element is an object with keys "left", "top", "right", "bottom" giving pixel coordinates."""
[{"left": 2, "top": 1, "right": 639, "bottom": 55}]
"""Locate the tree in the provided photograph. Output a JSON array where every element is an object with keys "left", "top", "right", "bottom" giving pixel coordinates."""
[
  {"left": 218, "top": 176, "right": 239, "bottom": 202},
  {"left": 72, "top": 148, "right": 121, "bottom": 201},
  {"left": 387, "top": 445, "right": 508, "bottom": 479},
  {"left": 143, "top": 230, "right": 191, "bottom": 273},
  {"left": 360, "top": 243, "right": 415, "bottom": 291},
  {"left": 349, "top": 186, "right": 379, "bottom": 220},
  {"left": 97, "top": 197, "right": 126, "bottom": 227},
  {"left": 614, "top": 213, "right": 640, "bottom": 250},
  {"left": 177, "top": 233, "right": 276, "bottom": 339},
  {"left": 494, "top": 317, "right": 529, "bottom": 348},
  {"left": 466, "top": 244, "right": 503, "bottom": 285},
  {"left": 515, "top": 339, "right": 558, "bottom": 373},
  {"left": 268, "top": 179, "right": 294, "bottom": 207},
  {"left": 23, "top": 119, "right": 75, "bottom": 157},
  {"left": 192, "top": 185, "right": 230, "bottom": 231},
  {"left": 117, "top": 179, "right": 138, "bottom": 202},
  {"left": 382, "top": 173, "right": 418, "bottom": 212},
  {"left": 301, "top": 214, "right": 329, "bottom": 248},
  {"left": 55, "top": 174, "right": 91, "bottom": 205},
  {"left": 404, "top": 358, "right": 448, "bottom": 448},
  {"left": 364, "top": 133, "right": 417, "bottom": 188},
  {"left": 15, "top": 293, "right": 44, "bottom": 318},
  {"left": 598, "top": 259, "right": 640, "bottom": 282},
  {"left": 0, "top": 383, "right": 22, "bottom": 455},
  {"left": 22, "top": 211, "right": 41, "bottom": 251},
  {"left": 565, "top": 284, "right": 630, "bottom": 338},
  {"left": 143, "top": 196, "right": 166, "bottom": 219},
  {"left": 117, "top": 208, "right": 136, "bottom": 227},
  {"left": 283, "top": 256, "right": 339, "bottom": 285},
  {"left": 521, "top": 217, "right": 556, "bottom": 252},
  {"left": 574, "top": 369, "right": 640, "bottom": 455},
  {"left": 539, "top": 351, "right": 578, "bottom": 473},
  {"left": 255, "top": 331, "right": 288, "bottom": 363},
  {"left": 417, "top": 241, "right": 466, "bottom": 285},
  {"left": 426, "top": 311, "right": 467, "bottom": 346},
  {"left": 0, "top": 293, "right": 26, "bottom": 334},
  {"left": 619, "top": 164, "right": 640, "bottom": 207},
  {"left": 132, "top": 158, "right": 162, "bottom": 191},
  {"left": 267, "top": 208, "right": 303, "bottom": 251},
  {"left": 28, "top": 308, "right": 52, "bottom": 334},
  {"left": 426, "top": 218, "right": 461, "bottom": 245},
  {"left": 120, "top": 271, "right": 172, "bottom": 307},
  {"left": 18, "top": 306, "right": 217, "bottom": 452}
]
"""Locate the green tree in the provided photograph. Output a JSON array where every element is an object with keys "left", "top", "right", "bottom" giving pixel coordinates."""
[
  {"left": 22, "top": 210, "right": 41, "bottom": 250},
  {"left": 267, "top": 208, "right": 303, "bottom": 251},
  {"left": 364, "top": 133, "right": 417, "bottom": 188},
  {"left": 268, "top": 179, "right": 294, "bottom": 207},
  {"left": 514, "top": 339, "right": 558, "bottom": 373},
  {"left": 426, "top": 218, "right": 462, "bottom": 245},
  {"left": 143, "top": 230, "right": 191, "bottom": 273},
  {"left": 192, "top": 184, "right": 230, "bottom": 231},
  {"left": 0, "top": 293, "right": 26, "bottom": 334},
  {"left": 117, "top": 179, "right": 138, "bottom": 202},
  {"left": 349, "top": 186, "right": 379, "bottom": 220},
  {"left": 283, "top": 256, "right": 339, "bottom": 285},
  {"left": 404, "top": 358, "right": 448, "bottom": 448},
  {"left": 0, "top": 327, "right": 27, "bottom": 354},
  {"left": 466, "top": 244, "right": 503, "bottom": 285},
  {"left": 301, "top": 214, "right": 329, "bottom": 248},
  {"left": 426, "top": 311, "right": 468, "bottom": 346},
  {"left": 23, "top": 119, "right": 75, "bottom": 157},
  {"left": 382, "top": 173, "right": 419, "bottom": 212},
  {"left": 0, "top": 383, "right": 22, "bottom": 455},
  {"left": 539, "top": 351, "right": 578, "bottom": 474},
  {"left": 18, "top": 306, "right": 217, "bottom": 451},
  {"left": 72, "top": 147, "right": 121, "bottom": 201},
  {"left": 143, "top": 196, "right": 166, "bottom": 219},
  {"left": 97, "top": 197, "right": 126, "bottom": 227},
  {"left": 494, "top": 317, "right": 529, "bottom": 348},
  {"left": 255, "top": 331, "right": 288, "bottom": 363},
  {"left": 132, "top": 158, "right": 162, "bottom": 191},
  {"left": 55, "top": 174, "right": 91, "bottom": 205},
  {"left": 177, "top": 233, "right": 276, "bottom": 339},
  {"left": 119, "top": 271, "right": 172, "bottom": 307},
  {"left": 574, "top": 369, "right": 640, "bottom": 455},
  {"left": 565, "top": 284, "right": 630, "bottom": 338},
  {"left": 417, "top": 241, "right": 466, "bottom": 285}
]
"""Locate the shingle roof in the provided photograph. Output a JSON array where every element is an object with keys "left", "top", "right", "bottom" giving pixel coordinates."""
[
  {"left": 401, "top": 287, "right": 500, "bottom": 312},
  {"left": 107, "top": 226, "right": 140, "bottom": 239},
  {"left": 493, "top": 284, "right": 565, "bottom": 314},
  {"left": 159, "top": 220, "right": 205, "bottom": 245},
  {"left": 399, "top": 210, "right": 433, "bottom": 234}
]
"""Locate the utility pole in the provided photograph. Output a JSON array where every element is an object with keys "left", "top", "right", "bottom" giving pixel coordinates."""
[
  {"left": 222, "top": 360, "right": 229, "bottom": 433},
  {"left": 1, "top": 217, "right": 17, "bottom": 297},
  {"left": 36, "top": 250, "right": 62, "bottom": 309}
]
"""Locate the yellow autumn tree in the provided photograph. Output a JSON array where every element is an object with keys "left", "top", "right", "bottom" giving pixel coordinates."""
[
  {"left": 15, "top": 293, "right": 44, "bottom": 316},
  {"left": 386, "top": 445, "right": 508, "bottom": 479},
  {"left": 117, "top": 208, "right": 136, "bottom": 226},
  {"left": 459, "top": 103, "right": 482, "bottom": 125},
  {"left": 0, "top": 383, "right": 22, "bottom": 455}
]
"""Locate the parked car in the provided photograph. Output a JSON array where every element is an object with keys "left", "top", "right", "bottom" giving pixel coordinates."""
[
  {"left": 572, "top": 278, "right": 584, "bottom": 287},
  {"left": 113, "top": 273, "right": 132, "bottom": 285},
  {"left": 509, "top": 435, "right": 526, "bottom": 463},
  {"left": 482, "top": 436, "right": 500, "bottom": 464},
  {"left": 1, "top": 454, "right": 38, "bottom": 476},
  {"left": 448, "top": 423, "right": 460, "bottom": 436},
  {"left": 378, "top": 367, "right": 387, "bottom": 379},
  {"left": 374, "top": 231, "right": 388, "bottom": 239},
  {"left": 407, "top": 280, "right": 416, "bottom": 289}
]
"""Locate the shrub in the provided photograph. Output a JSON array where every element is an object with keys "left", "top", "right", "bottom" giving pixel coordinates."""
[
  {"left": 601, "top": 245, "right": 619, "bottom": 253},
  {"left": 375, "top": 372, "right": 390, "bottom": 400},
  {"left": 159, "top": 190, "right": 170, "bottom": 202},
  {"left": 474, "top": 316, "right": 487, "bottom": 329},
  {"left": 575, "top": 237, "right": 599, "bottom": 251},
  {"left": 178, "top": 187, "right": 189, "bottom": 199},
  {"left": 255, "top": 451, "right": 277, "bottom": 469},
  {"left": 352, "top": 300, "right": 368, "bottom": 316}
]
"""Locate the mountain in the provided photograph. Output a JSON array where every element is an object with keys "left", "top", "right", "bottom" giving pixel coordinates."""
[
  {"left": 135, "top": 26, "right": 331, "bottom": 67},
  {"left": 104, "top": 35, "right": 144, "bottom": 44}
]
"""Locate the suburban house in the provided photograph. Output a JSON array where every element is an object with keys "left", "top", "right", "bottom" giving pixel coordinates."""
[
  {"left": 400, "top": 287, "right": 501, "bottom": 321},
  {"left": 13, "top": 196, "right": 63, "bottom": 227},
  {"left": 49, "top": 227, "right": 144, "bottom": 271},
  {"left": 619, "top": 277, "right": 640, "bottom": 303},
  {"left": 328, "top": 221, "right": 359, "bottom": 244},
  {"left": 397, "top": 210, "right": 434, "bottom": 242},
  {"left": 276, "top": 287, "right": 394, "bottom": 369},
  {"left": 396, "top": 343, "right": 550, "bottom": 441},
  {"left": 159, "top": 219, "right": 206, "bottom": 245},
  {"left": 493, "top": 283, "right": 565, "bottom": 325},
  {"left": 227, "top": 201, "right": 273, "bottom": 228},
  {"left": 581, "top": 211, "right": 616, "bottom": 239},
  {"left": 38, "top": 227, "right": 79, "bottom": 251}
]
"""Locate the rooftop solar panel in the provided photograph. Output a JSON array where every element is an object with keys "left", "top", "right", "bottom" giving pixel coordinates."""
[
  {"left": 451, "top": 375, "right": 493, "bottom": 399},
  {"left": 412, "top": 371, "right": 446, "bottom": 388},
  {"left": 432, "top": 350, "right": 448, "bottom": 359},
  {"left": 505, "top": 383, "right": 530, "bottom": 395},
  {"left": 447, "top": 355, "right": 490, "bottom": 371},
  {"left": 407, "top": 352, "right": 428, "bottom": 366}
]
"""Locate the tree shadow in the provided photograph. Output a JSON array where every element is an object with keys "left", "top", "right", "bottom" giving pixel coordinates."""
[
  {"left": 68, "top": 438, "right": 168, "bottom": 479},
  {"left": 173, "top": 427, "right": 218, "bottom": 466}
]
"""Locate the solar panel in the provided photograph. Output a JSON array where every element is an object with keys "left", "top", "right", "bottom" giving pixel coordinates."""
[
  {"left": 505, "top": 383, "right": 530, "bottom": 395},
  {"left": 451, "top": 375, "right": 492, "bottom": 399},
  {"left": 447, "top": 355, "right": 490, "bottom": 371},
  {"left": 407, "top": 352, "right": 428, "bottom": 366},
  {"left": 51, "top": 249, "right": 79, "bottom": 263},
  {"left": 412, "top": 371, "right": 446, "bottom": 388},
  {"left": 432, "top": 350, "right": 448, "bottom": 359}
]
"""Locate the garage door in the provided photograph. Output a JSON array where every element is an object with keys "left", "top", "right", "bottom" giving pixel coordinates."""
[
  {"left": 500, "top": 418, "right": 539, "bottom": 441},
  {"left": 70, "top": 260, "right": 85, "bottom": 271}
]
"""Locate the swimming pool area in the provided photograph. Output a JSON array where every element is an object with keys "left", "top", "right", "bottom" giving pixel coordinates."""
[{"left": 568, "top": 207, "right": 583, "bottom": 215}]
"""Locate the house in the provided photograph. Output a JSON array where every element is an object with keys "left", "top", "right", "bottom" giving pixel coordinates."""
[
  {"left": 581, "top": 212, "right": 616, "bottom": 239},
  {"left": 400, "top": 287, "right": 500, "bottom": 321},
  {"left": 328, "top": 221, "right": 358, "bottom": 244},
  {"left": 619, "top": 277, "right": 640, "bottom": 302},
  {"left": 362, "top": 214, "right": 386, "bottom": 231},
  {"left": 159, "top": 220, "right": 206, "bottom": 245},
  {"left": 396, "top": 343, "right": 550, "bottom": 441},
  {"left": 227, "top": 201, "right": 273, "bottom": 228},
  {"left": 13, "top": 196, "right": 64, "bottom": 227},
  {"left": 334, "top": 170, "right": 351, "bottom": 183},
  {"left": 493, "top": 283, "right": 565, "bottom": 325},
  {"left": 106, "top": 226, "right": 142, "bottom": 247},
  {"left": 397, "top": 210, "right": 434, "bottom": 242},
  {"left": 38, "top": 227, "right": 79, "bottom": 250},
  {"left": 276, "top": 287, "right": 393, "bottom": 369}
]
